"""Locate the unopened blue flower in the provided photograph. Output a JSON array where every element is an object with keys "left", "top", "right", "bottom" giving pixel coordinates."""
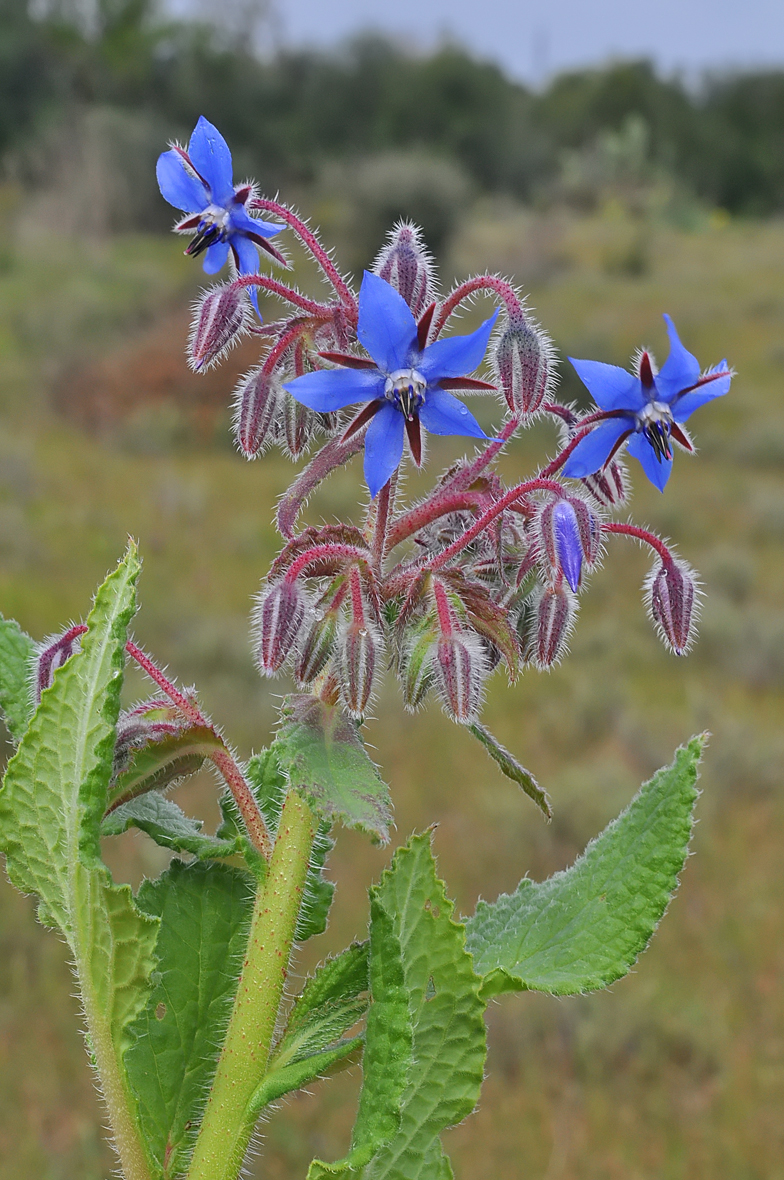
[
  {"left": 156, "top": 116, "right": 283, "bottom": 310},
  {"left": 562, "top": 315, "right": 732, "bottom": 491},
  {"left": 284, "top": 271, "right": 498, "bottom": 497},
  {"left": 551, "top": 500, "right": 583, "bottom": 591}
]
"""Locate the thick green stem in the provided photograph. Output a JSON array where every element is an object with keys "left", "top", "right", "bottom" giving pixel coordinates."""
[{"left": 186, "top": 790, "right": 317, "bottom": 1180}]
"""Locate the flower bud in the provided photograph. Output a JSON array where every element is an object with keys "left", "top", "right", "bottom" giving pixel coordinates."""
[
  {"left": 539, "top": 499, "right": 584, "bottom": 592},
  {"left": 374, "top": 222, "right": 433, "bottom": 317},
  {"left": 36, "top": 624, "right": 87, "bottom": 701},
  {"left": 252, "top": 579, "right": 309, "bottom": 675},
  {"left": 645, "top": 557, "right": 700, "bottom": 655},
  {"left": 295, "top": 608, "right": 340, "bottom": 686},
  {"left": 339, "top": 620, "right": 382, "bottom": 717},
  {"left": 113, "top": 699, "right": 182, "bottom": 775},
  {"left": 526, "top": 583, "right": 577, "bottom": 669},
  {"left": 281, "top": 391, "right": 318, "bottom": 458},
  {"left": 233, "top": 366, "right": 283, "bottom": 457},
  {"left": 581, "top": 459, "right": 629, "bottom": 509},
  {"left": 188, "top": 283, "right": 249, "bottom": 372},
  {"left": 399, "top": 624, "right": 438, "bottom": 712},
  {"left": 434, "top": 631, "right": 487, "bottom": 724},
  {"left": 493, "top": 314, "right": 550, "bottom": 416}
]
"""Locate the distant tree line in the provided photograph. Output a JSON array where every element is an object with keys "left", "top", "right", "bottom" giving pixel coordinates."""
[{"left": 3, "top": 0, "right": 784, "bottom": 216}]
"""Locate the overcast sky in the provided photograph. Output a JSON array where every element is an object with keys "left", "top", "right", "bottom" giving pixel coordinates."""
[{"left": 258, "top": 0, "right": 784, "bottom": 85}]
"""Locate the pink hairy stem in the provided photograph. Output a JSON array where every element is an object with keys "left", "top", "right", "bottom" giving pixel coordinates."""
[
  {"left": 283, "top": 543, "right": 371, "bottom": 584},
  {"left": 125, "top": 641, "right": 273, "bottom": 860},
  {"left": 234, "top": 273, "right": 335, "bottom": 317},
  {"left": 251, "top": 197, "right": 357, "bottom": 310},
  {"left": 276, "top": 431, "right": 366, "bottom": 538},
  {"left": 432, "top": 580, "right": 454, "bottom": 638},
  {"left": 602, "top": 522, "right": 674, "bottom": 563},
  {"left": 434, "top": 413, "right": 523, "bottom": 499},
  {"left": 540, "top": 410, "right": 628, "bottom": 477},
  {"left": 432, "top": 274, "right": 523, "bottom": 339},
  {"left": 386, "top": 489, "right": 489, "bottom": 551},
  {"left": 371, "top": 474, "right": 397, "bottom": 569}
]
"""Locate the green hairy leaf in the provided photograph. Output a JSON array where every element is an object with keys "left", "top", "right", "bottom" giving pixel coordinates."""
[
  {"left": 307, "top": 896, "right": 413, "bottom": 1178},
  {"left": 102, "top": 792, "right": 241, "bottom": 860},
  {"left": 250, "top": 944, "right": 370, "bottom": 1114},
  {"left": 245, "top": 745, "right": 336, "bottom": 939},
  {"left": 465, "top": 737, "right": 704, "bottom": 998},
  {"left": 0, "top": 616, "right": 35, "bottom": 743},
  {"left": 123, "top": 860, "right": 255, "bottom": 1180},
  {"left": 108, "top": 722, "right": 224, "bottom": 808},
  {"left": 276, "top": 695, "right": 392, "bottom": 842},
  {"left": 468, "top": 721, "right": 551, "bottom": 818},
  {"left": 362, "top": 833, "right": 486, "bottom": 1180}
]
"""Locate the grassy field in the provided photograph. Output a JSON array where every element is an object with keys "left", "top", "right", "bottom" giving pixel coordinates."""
[{"left": 0, "top": 200, "right": 782, "bottom": 1180}]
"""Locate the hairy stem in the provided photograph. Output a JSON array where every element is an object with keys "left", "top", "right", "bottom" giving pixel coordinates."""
[
  {"left": 252, "top": 197, "right": 357, "bottom": 309},
  {"left": 432, "top": 274, "right": 522, "bottom": 338},
  {"left": 603, "top": 521, "right": 673, "bottom": 562},
  {"left": 235, "top": 273, "right": 333, "bottom": 317},
  {"left": 185, "top": 790, "right": 317, "bottom": 1180}
]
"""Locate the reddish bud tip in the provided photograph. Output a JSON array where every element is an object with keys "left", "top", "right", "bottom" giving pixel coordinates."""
[
  {"left": 233, "top": 367, "right": 282, "bottom": 458},
  {"left": 434, "top": 631, "right": 487, "bottom": 724},
  {"left": 252, "top": 580, "right": 309, "bottom": 675},
  {"left": 35, "top": 624, "right": 88, "bottom": 701},
  {"left": 526, "top": 583, "right": 578, "bottom": 669},
  {"left": 493, "top": 314, "right": 551, "bottom": 416},
  {"left": 188, "top": 283, "right": 250, "bottom": 372},
  {"left": 645, "top": 557, "right": 701, "bottom": 655},
  {"left": 374, "top": 221, "right": 434, "bottom": 317},
  {"left": 339, "top": 621, "right": 382, "bottom": 717},
  {"left": 580, "top": 457, "right": 630, "bottom": 509}
]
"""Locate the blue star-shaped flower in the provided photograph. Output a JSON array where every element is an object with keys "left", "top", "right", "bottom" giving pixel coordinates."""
[
  {"left": 562, "top": 315, "right": 732, "bottom": 491},
  {"left": 156, "top": 116, "right": 283, "bottom": 310},
  {"left": 284, "top": 271, "right": 498, "bottom": 497}
]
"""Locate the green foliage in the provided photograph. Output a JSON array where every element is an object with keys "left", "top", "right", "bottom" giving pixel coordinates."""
[
  {"left": 102, "top": 791, "right": 241, "bottom": 859},
  {"left": 307, "top": 897, "right": 413, "bottom": 1178},
  {"left": 465, "top": 738, "right": 703, "bottom": 998},
  {"left": 123, "top": 860, "right": 255, "bottom": 1180},
  {"left": 276, "top": 696, "right": 392, "bottom": 843},
  {"left": 468, "top": 722, "right": 551, "bottom": 818},
  {"left": 362, "top": 833, "right": 486, "bottom": 1180},
  {"left": 108, "top": 721, "right": 223, "bottom": 808},
  {"left": 0, "top": 616, "right": 34, "bottom": 743}
]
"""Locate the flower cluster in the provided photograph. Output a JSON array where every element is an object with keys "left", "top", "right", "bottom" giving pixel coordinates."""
[{"left": 158, "top": 119, "right": 731, "bottom": 744}]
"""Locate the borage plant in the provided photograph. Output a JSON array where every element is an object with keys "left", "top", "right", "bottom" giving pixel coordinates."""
[{"left": 0, "top": 117, "right": 733, "bottom": 1180}]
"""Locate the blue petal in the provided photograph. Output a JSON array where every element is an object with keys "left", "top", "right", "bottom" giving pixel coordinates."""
[
  {"left": 284, "top": 368, "right": 385, "bottom": 413},
  {"left": 552, "top": 500, "right": 583, "bottom": 592},
  {"left": 364, "top": 402, "right": 405, "bottom": 498},
  {"left": 229, "top": 205, "right": 282, "bottom": 240},
  {"left": 671, "top": 364, "right": 732, "bottom": 422},
  {"left": 188, "top": 117, "right": 235, "bottom": 206},
  {"left": 627, "top": 431, "right": 673, "bottom": 492},
  {"left": 357, "top": 271, "right": 418, "bottom": 374},
  {"left": 230, "top": 235, "right": 260, "bottom": 311},
  {"left": 568, "top": 358, "right": 645, "bottom": 413},
  {"left": 562, "top": 417, "right": 630, "bottom": 479},
  {"left": 156, "top": 150, "right": 207, "bottom": 213},
  {"left": 419, "top": 388, "right": 487, "bottom": 438},
  {"left": 417, "top": 310, "right": 499, "bottom": 381},
  {"left": 202, "top": 240, "right": 230, "bottom": 274},
  {"left": 655, "top": 314, "right": 701, "bottom": 401}
]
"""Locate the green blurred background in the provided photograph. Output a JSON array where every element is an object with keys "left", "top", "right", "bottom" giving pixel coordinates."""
[{"left": 1, "top": 2, "right": 783, "bottom": 1177}]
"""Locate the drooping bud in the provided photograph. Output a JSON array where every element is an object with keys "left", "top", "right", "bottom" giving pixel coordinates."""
[
  {"left": 581, "top": 459, "right": 629, "bottom": 509},
  {"left": 374, "top": 221, "right": 433, "bottom": 317},
  {"left": 281, "top": 391, "right": 318, "bottom": 459},
  {"left": 525, "top": 582, "right": 578, "bottom": 669},
  {"left": 493, "top": 312, "right": 551, "bottom": 416},
  {"left": 399, "top": 622, "right": 438, "bottom": 712},
  {"left": 539, "top": 499, "right": 583, "bottom": 591},
  {"left": 252, "top": 579, "right": 309, "bottom": 675},
  {"left": 434, "top": 631, "right": 488, "bottom": 724},
  {"left": 644, "top": 557, "right": 700, "bottom": 655},
  {"left": 295, "top": 607, "right": 340, "bottom": 686},
  {"left": 188, "top": 283, "right": 250, "bottom": 372},
  {"left": 233, "top": 366, "right": 283, "bottom": 457},
  {"left": 35, "top": 623, "right": 87, "bottom": 701},
  {"left": 338, "top": 568, "right": 383, "bottom": 716}
]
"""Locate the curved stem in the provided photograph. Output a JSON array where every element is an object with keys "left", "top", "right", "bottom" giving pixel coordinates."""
[
  {"left": 276, "top": 431, "right": 366, "bottom": 538},
  {"left": 186, "top": 790, "right": 317, "bottom": 1180},
  {"left": 234, "top": 273, "right": 334, "bottom": 317},
  {"left": 284, "top": 543, "right": 370, "bottom": 583},
  {"left": 252, "top": 198, "right": 357, "bottom": 309},
  {"left": 603, "top": 521, "right": 672, "bottom": 562},
  {"left": 432, "top": 274, "right": 522, "bottom": 338},
  {"left": 386, "top": 490, "right": 486, "bottom": 551}
]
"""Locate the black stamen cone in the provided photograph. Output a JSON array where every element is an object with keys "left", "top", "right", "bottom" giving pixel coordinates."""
[{"left": 186, "top": 224, "right": 223, "bottom": 258}]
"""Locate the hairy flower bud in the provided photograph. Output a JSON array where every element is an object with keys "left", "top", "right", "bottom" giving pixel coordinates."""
[
  {"left": 581, "top": 459, "right": 629, "bottom": 509},
  {"left": 434, "top": 631, "right": 487, "bottom": 724},
  {"left": 35, "top": 623, "right": 87, "bottom": 701},
  {"left": 493, "top": 313, "right": 550, "bottom": 416},
  {"left": 399, "top": 623, "right": 438, "bottom": 712},
  {"left": 188, "top": 283, "right": 250, "bottom": 372},
  {"left": 374, "top": 222, "right": 433, "bottom": 317},
  {"left": 281, "top": 391, "right": 318, "bottom": 458},
  {"left": 539, "top": 499, "right": 584, "bottom": 592},
  {"left": 339, "top": 620, "right": 382, "bottom": 717},
  {"left": 645, "top": 557, "right": 700, "bottom": 655},
  {"left": 295, "top": 608, "right": 340, "bottom": 686},
  {"left": 113, "top": 699, "right": 183, "bottom": 775},
  {"left": 252, "top": 579, "right": 308, "bottom": 675},
  {"left": 233, "top": 366, "right": 283, "bottom": 457},
  {"left": 526, "top": 583, "right": 578, "bottom": 669}
]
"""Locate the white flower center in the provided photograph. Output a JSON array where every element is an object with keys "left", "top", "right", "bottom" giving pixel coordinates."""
[{"left": 384, "top": 369, "right": 426, "bottom": 420}]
